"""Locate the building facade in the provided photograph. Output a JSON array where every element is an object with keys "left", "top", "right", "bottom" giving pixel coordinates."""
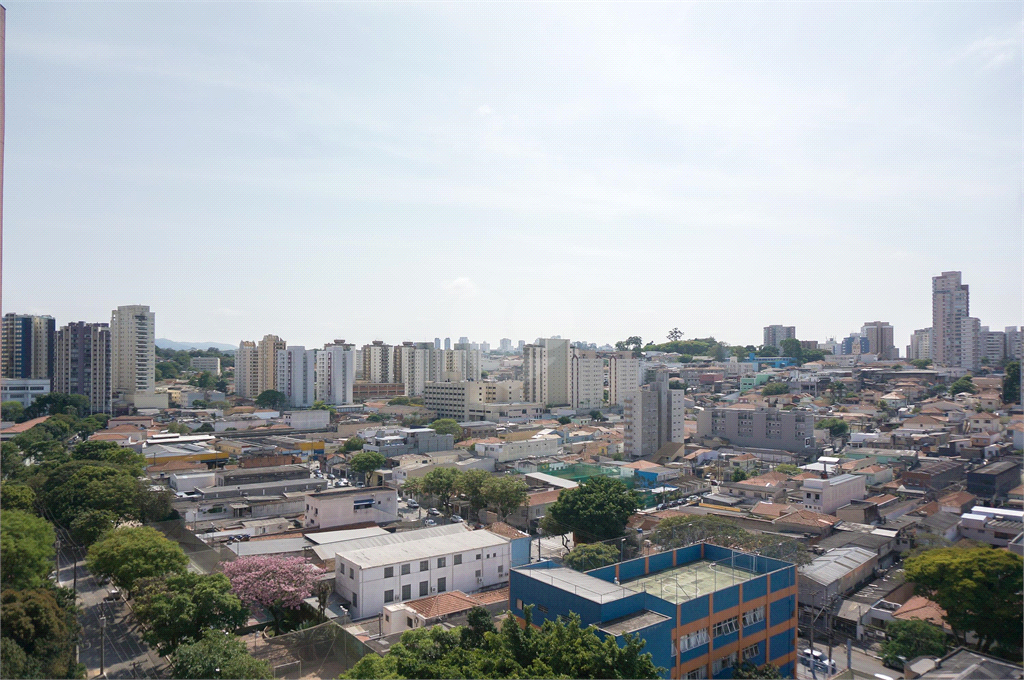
[
  {"left": 763, "top": 325, "right": 796, "bottom": 349},
  {"left": 189, "top": 356, "right": 221, "bottom": 375},
  {"left": 316, "top": 341, "right": 356, "bottom": 405},
  {"left": 800, "top": 474, "right": 866, "bottom": 514},
  {"left": 275, "top": 346, "right": 317, "bottom": 408},
  {"left": 304, "top": 485, "right": 398, "bottom": 530},
  {"left": 235, "top": 341, "right": 259, "bottom": 398},
  {"left": 510, "top": 543, "right": 799, "bottom": 680},
  {"left": 522, "top": 344, "right": 548, "bottom": 405},
  {"left": 624, "top": 372, "right": 686, "bottom": 459},
  {"left": 906, "top": 328, "right": 932, "bottom": 362},
  {"left": 861, "top": 322, "right": 896, "bottom": 360},
  {"left": 570, "top": 348, "right": 603, "bottom": 410},
  {"left": 1, "top": 313, "right": 55, "bottom": 380},
  {"left": 696, "top": 406, "right": 816, "bottom": 454},
  {"left": 110, "top": 305, "right": 155, "bottom": 398},
  {"left": 362, "top": 341, "right": 395, "bottom": 384},
  {"left": 931, "top": 271, "right": 982, "bottom": 370},
  {"left": 256, "top": 334, "right": 287, "bottom": 394},
  {"left": 609, "top": 351, "right": 641, "bottom": 407},
  {"left": 54, "top": 321, "right": 111, "bottom": 413}
]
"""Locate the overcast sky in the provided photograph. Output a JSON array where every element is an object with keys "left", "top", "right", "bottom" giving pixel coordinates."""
[{"left": 2, "top": 2, "right": 1020, "bottom": 349}]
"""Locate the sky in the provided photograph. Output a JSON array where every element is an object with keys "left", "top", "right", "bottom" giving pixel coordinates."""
[{"left": 2, "top": 1, "right": 1021, "bottom": 350}]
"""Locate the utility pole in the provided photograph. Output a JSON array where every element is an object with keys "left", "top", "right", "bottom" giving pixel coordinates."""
[
  {"left": 100, "top": 615, "right": 107, "bottom": 677},
  {"left": 54, "top": 537, "right": 61, "bottom": 585}
]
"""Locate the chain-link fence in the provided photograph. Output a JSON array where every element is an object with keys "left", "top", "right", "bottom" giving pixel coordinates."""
[{"left": 249, "top": 620, "right": 368, "bottom": 679}]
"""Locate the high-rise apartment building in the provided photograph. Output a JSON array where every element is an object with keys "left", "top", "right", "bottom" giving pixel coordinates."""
[
  {"left": 980, "top": 327, "right": 1006, "bottom": 366},
  {"left": 256, "top": 334, "right": 287, "bottom": 394},
  {"left": 444, "top": 337, "right": 451, "bottom": 350},
  {"left": 235, "top": 341, "right": 259, "bottom": 398},
  {"left": 499, "top": 338, "right": 512, "bottom": 353},
  {"left": 763, "top": 325, "right": 796, "bottom": 349},
  {"left": 276, "top": 346, "right": 316, "bottom": 408},
  {"left": 906, "top": 328, "right": 932, "bottom": 361},
  {"left": 316, "top": 340, "right": 356, "bottom": 405},
  {"left": 933, "top": 270, "right": 970, "bottom": 368},
  {"left": 959, "top": 316, "right": 982, "bottom": 372},
  {"left": 1, "top": 313, "right": 55, "bottom": 380},
  {"left": 110, "top": 305, "right": 155, "bottom": 398},
  {"left": 434, "top": 337, "right": 441, "bottom": 350},
  {"left": 543, "top": 337, "right": 571, "bottom": 407},
  {"left": 608, "top": 351, "right": 641, "bottom": 407},
  {"left": 570, "top": 349, "right": 603, "bottom": 410},
  {"left": 458, "top": 336, "right": 469, "bottom": 345},
  {"left": 1005, "top": 327, "right": 1023, "bottom": 361},
  {"left": 444, "top": 346, "right": 481, "bottom": 382},
  {"left": 54, "top": 321, "right": 110, "bottom": 414},
  {"left": 362, "top": 341, "right": 395, "bottom": 384},
  {"left": 861, "top": 321, "right": 896, "bottom": 360},
  {"left": 394, "top": 342, "right": 435, "bottom": 397},
  {"left": 522, "top": 344, "right": 547, "bottom": 405},
  {"left": 517, "top": 340, "right": 525, "bottom": 352},
  {"left": 623, "top": 373, "right": 686, "bottom": 459}
]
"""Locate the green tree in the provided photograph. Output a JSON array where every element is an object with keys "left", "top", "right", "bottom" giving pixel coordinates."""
[
  {"left": 948, "top": 376, "right": 977, "bottom": 395},
  {"left": 1, "top": 482, "right": 37, "bottom": 513},
  {"left": 348, "top": 451, "right": 387, "bottom": 481},
  {"left": 2, "top": 400, "right": 25, "bottom": 422},
  {"left": 733, "top": 661, "right": 784, "bottom": 678},
  {"left": 86, "top": 526, "right": 188, "bottom": 597},
  {"left": 651, "top": 514, "right": 750, "bottom": 550},
  {"left": 910, "top": 358, "right": 933, "bottom": 369},
  {"left": 459, "top": 605, "right": 496, "bottom": 648},
  {"left": 455, "top": 469, "right": 493, "bottom": 516},
  {"left": 69, "top": 508, "right": 118, "bottom": 545},
  {"left": 756, "top": 345, "right": 779, "bottom": 357},
  {"left": 188, "top": 371, "right": 215, "bottom": 389},
  {"left": 732, "top": 469, "right": 749, "bottom": 483},
  {"left": 564, "top": 542, "right": 620, "bottom": 571},
  {"left": 344, "top": 436, "right": 365, "bottom": 452},
  {"left": 615, "top": 336, "right": 644, "bottom": 357},
  {"left": 428, "top": 418, "right": 464, "bottom": 439},
  {"left": 1003, "top": 361, "right": 1020, "bottom": 404},
  {"left": 483, "top": 476, "right": 529, "bottom": 521},
  {"left": 557, "top": 416, "right": 573, "bottom": 425},
  {"left": 170, "top": 629, "right": 272, "bottom": 680},
  {"left": 880, "top": 619, "right": 948, "bottom": 669},
  {"left": 0, "top": 509, "right": 55, "bottom": 590},
  {"left": 817, "top": 417, "right": 850, "bottom": 444},
  {"left": 904, "top": 547, "right": 1023, "bottom": 651},
  {"left": 2, "top": 442, "right": 25, "bottom": 481},
  {"left": 761, "top": 382, "right": 790, "bottom": 396},
  {"left": 71, "top": 440, "right": 146, "bottom": 476},
  {"left": 164, "top": 422, "right": 193, "bottom": 435},
  {"left": 541, "top": 476, "right": 638, "bottom": 542},
  {"left": 774, "top": 464, "right": 802, "bottom": 476},
  {"left": 0, "top": 587, "right": 83, "bottom": 679},
  {"left": 41, "top": 461, "right": 142, "bottom": 529},
  {"left": 422, "top": 467, "right": 462, "bottom": 511},
  {"left": 23, "top": 392, "right": 91, "bottom": 420},
  {"left": 779, "top": 338, "right": 803, "bottom": 364},
  {"left": 589, "top": 410, "right": 606, "bottom": 421},
  {"left": 254, "top": 389, "right": 287, "bottom": 409},
  {"left": 215, "top": 378, "right": 229, "bottom": 393},
  {"left": 388, "top": 396, "right": 411, "bottom": 405},
  {"left": 668, "top": 328, "right": 683, "bottom": 342},
  {"left": 134, "top": 572, "right": 249, "bottom": 654}
]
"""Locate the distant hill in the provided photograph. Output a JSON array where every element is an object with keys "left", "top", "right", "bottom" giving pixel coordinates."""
[{"left": 156, "top": 338, "right": 237, "bottom": 352}]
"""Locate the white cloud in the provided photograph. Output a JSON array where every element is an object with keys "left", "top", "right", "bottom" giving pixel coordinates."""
[
  {"left": 958, "top": 25, "right": 1022, "bottom": 69},
  {"left": 443, "top": 277, "right": 479, "bottom": 298}
]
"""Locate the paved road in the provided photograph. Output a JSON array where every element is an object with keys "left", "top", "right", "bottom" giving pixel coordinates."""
[
  {"left": 57, "top": 541, "right": 166, "bottom": 679},
  {"left": 796, "top": 635, "right": 897, "bottom": 680}
]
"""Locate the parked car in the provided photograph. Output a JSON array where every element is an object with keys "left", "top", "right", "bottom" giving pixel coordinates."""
[
  {"left": 424, "top": 519, "right": 437, "bottom": 527},
  {"left": 428, "top": 507, "right": 441, "bottom": 516},
  {"left": 799, "top": 649, "right": 836, "bottom": 674},
  {"left": 327, "top": 473, "right": 336, "bottom": 480},
  {"left": 407, "top": 499, "right": 419, "bottom": 509},
  {"left": 451, "top": 514, "right": 463, "bottom": 523}
]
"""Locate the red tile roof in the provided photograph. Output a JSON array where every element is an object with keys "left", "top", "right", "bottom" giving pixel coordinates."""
[
  {"left": 1, "top": 416, "right": 50, "bottom": 434},
  {"left": 527, "top": 489, "right": 563, "bottom": 506},
  {"left": 469, "top": 587, "right": 510, "bottom": 606},
  {"left": 404, "top": 591, "right": 479, "bottom": 619}
]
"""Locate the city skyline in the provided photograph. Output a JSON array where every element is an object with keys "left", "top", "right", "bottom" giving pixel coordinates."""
[{"left": 0, "top": 2, "right": 1019, "bottom": 348}]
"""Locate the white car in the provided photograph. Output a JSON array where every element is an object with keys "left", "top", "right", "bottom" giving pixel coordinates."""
[{"left": 799, "top": 649, "right": 836, "bottom": 674}]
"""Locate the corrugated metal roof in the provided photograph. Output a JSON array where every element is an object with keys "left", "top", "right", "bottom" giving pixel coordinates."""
[
  {"left": 314, "top": 524, "right": 469, "bottom": 562},
  {"left": 515, "top": 567, "right": 634, "bottom": 604},
  {"left": 340, "top": 529, "right": 508, "bottom": 568},
  {"left": 799, "top": 547, "right": 875, "bottom": 586}
]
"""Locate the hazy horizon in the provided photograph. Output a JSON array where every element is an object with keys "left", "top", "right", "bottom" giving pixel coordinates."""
[{"left": 2, "top": 2, "right": 1020, "bottom": 349}]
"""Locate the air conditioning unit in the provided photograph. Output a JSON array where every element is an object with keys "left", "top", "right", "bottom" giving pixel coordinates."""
[{"left": 477, "top": 577, "right": 483, "bottom": 584}]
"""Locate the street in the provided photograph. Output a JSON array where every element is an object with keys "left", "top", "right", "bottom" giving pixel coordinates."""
[
  {"left": 56, "top": 540, "right": 166, "bottom": 679},
  {"left": 795, "top": 635, "right": 898, "bottom": 680}
]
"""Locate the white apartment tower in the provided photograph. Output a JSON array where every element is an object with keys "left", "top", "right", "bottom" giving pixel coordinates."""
[
  {"left": 543, "top": 337, "right": 572, "bottom": 407},
  {"left": 570, "top": 349, "right": 603, "bottom": 410},
  {"left": 931, "top": 271, "right": 973, "bottom": 369},
  {"left": 394, "top": 342, "right": 435, "bottom": 397},
  {"left": 110, "top": 305, "right": 155, "bottom": 398},
  {"left": 446, "top": 346, "right": 482, "bottom": 382},
  {"left": 276, "top": 346, "right": 317, "bottom": 408},
  {"left": 623, "top": 372, "right": 686, "bottom": 459},
  {"left": 1005, "top": 327, "right": 1023, "bottom": 361},
  {"left": 257, "top": 334, "right": 287, "bottom": 394},
  {"left": 906, "top": 328, "right": 932, "bottom": 362},
  {"left": 362, "top": 341, "right": 395, "bottom": 384},
  {"left": 317, "top": 341, "right": 356, "bottom": 405},
  {"left": 522, "top": 344, "right": 548, "bottom": 405},
  {"left": 608, "top": 351, "right": 641, "bottom": 407},
  {"left": 235, "top": 341, "right": 259, "bottom": 398}
]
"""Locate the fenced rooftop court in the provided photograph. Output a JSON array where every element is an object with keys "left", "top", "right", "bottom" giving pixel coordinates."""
[{"left": 621, "top": 559, "right": 759, "bottom": 604}]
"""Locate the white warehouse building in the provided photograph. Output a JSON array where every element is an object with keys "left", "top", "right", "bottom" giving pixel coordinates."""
[{"left": 334, "top": 525, "right": 511, "bottom": 620}]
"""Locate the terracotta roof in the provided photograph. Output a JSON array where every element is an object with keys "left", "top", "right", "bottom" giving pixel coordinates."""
[
  {"left": 485, "top": 522, "right": 528, "bottom": 540},
  {"left": 751, "top": 502, "right": 795, "bottom": 518},
  {"left": 623, "top": 460, "right": 661, "bottom": 470},
  {"left": 527, "top": 489, "right": 563, "bottom": 506},
  {"left": 741, "top": 472, "right": 789, "bottom": 488},
  {"left": 88, "top": 432, "right": 135, "bottom": 442},
  {"left": 1008, "top": 485, "right": 1024, "bottom": 498},
  {"left": 468, "top": 587, "right": 510, "bottom": 606},
  {"left": 776, "top": 510, "right": 839, "bottom": 528},
  {"left": 913, "top": 501, "right": 941, "bottom": 517},
  {"left": 865, "top": 494, "right": 897, "bottom": 505},
  {"left": 1, "top": 416, "right": 51, "bottom": 434},
  {"left": 893, "top": 595, "right": 947, "bottom": 628},
  {"left": 794, "top": 472, "right": 821, "bottom": 481},
  {"left": 404, "top": 591, "right": 479, "bottom": 619},
  {"left": 938, "top": 491, "right": 976, "bottom": 508}
]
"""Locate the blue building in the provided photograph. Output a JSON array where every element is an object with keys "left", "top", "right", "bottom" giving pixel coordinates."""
[
  {"left": 509, "top": 543, "right": 799, "bottom": 679},
  {"left": 746, "top": 353, "right": 798, "bottom": 370},
  {"left": 840, "top": 335, "right": 869, "bottom": 356}
]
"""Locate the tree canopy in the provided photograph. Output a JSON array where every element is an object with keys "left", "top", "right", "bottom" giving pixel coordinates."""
[
  {"left": 817, "top": 417, "right": 850, "bottom": 440},
  {"left": 564, "top": 542, "right": 621, "bottom": 572},
  {"left": 2, "top": 400, "right": 25, "bottom": 422},
  {"left": 0, "top": 586, "right": 83, "bottom": 679},
  {"left": 344, "top": 436, "right": 366, "bottom": 452},
  {"left": 0, "top": 509, "right": 55, "bottom": 590},
  {"left": 541, "top": 476, "right": 638, "bottom": 542},
  {"left": 421, "top": 467, "right": 462, "bottom": 511},
  {"left": 733, "top": 661, "right": 784, "bottom": 678},
  {"left": 1, "top": 482, "right": 37, "bottom": 513},
  {"left": 761, "top": 382, "right": 790, "bottom": 396},
  {"left": 484, "top": 476, "right": 529, "bottom": 521},
  {"left": 223, "top": 555, "right": 323, "bottom": 633},
  {"left": 880, "top": 619, "right": 948, "bottom": 669},
  {"left": 86, "top": 526, "right": 188, "bottom": 596},
  {"left": 1003, "top": 361, "right": 1020, "bottom": 404},
  {"left": 904, "top": 547, "right": 1022, "bottom": 652},
  {"left": 348, "top": 451, "right": 387, "bottom": 476},
  {"left": 947, "top": 376, "right": 977, "bottom": 395},
  {"left": 254, "top": 389, "right": 287, "bottom": 409},
  {"left": 428, "top": 418, "right": 463, "bottom": 439},
  {"left": 557, "top": 416, "right": 573, "bottom": 425},
  {"left": 170, "top": 629, "right": 271, "bottom": 680},
  {"left": 134, "top": 572, "right": 249, "bottom": 655},
  {"left": 341, "top": 606, "right": 661, "bottom": 679}
]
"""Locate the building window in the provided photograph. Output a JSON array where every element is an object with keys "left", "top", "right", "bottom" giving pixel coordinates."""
[
  {"left": 712, "top": 617, "right": 738, "bottom": 638},
  {"left": 407, "top": 617, "right": 413, "bottom": 628},
  {"left": 516, "top": 598, "right": 523, "bottom": 611},
  {"left": 351, "top": 593, "right": 357, "bottom": 607},
  {"left": 712, "top": 652, "right": 738, "bottom": 675},
  {"left": 384, "top": 590, "right": 394, "bottom": 603},
  {"left": 679, "top": 628, "right": 709, "bottom": 652},
  {"left": 454, "top": 554, "right": 462, "bottom": 565},
  {"left": 742, "top": 643, "right": 760, "bottom": 661},
  {"left": 742, "top": 606, "right": 765, "bottom": 626},
  {"left": 349, "top": 567, "right": 354, "bottom": 578},
  {"left": 685, "top": 667, "right": 708, "bottom": 679},
  {"left": 498, "top": 565, "right": 504, "bottom": 575},
  {"left": 438, "top": 557, "right": 446, "bottom": 568},
  {"left": 420, "top": 560, "right": 429, "bottom": 571},
  {"left": 475, "top": 570, "right": 481, "bottom": 578},
  {"left": 384, "top": 566, "right": 394, "bottom": 578},
  {"left": 402, "top": 584, "right": 411, "bottom": 600},
  {"left": 437, "top": 577, "right": 446, "bottom": 593},
  {"left": 420, "top": 581, "right": 428, "bottom": 597},
  {"left": 401, "top": 563, "right": 411, "bottom": 575},
  {"left": 476, "top": 553, "right": 482, "bottom": 560}
]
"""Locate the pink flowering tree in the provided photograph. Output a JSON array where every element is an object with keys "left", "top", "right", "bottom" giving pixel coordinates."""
[{"left": 223, "top": 556, "right": 324, "bottom": 633}]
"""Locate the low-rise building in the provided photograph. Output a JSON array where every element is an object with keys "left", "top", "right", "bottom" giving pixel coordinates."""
[
  {"left": 901, "top": 460, "right": 964, "bottom": 492},
  {"left": 798, "top": 546, "right": 878, "bottom": 604},
  {"left": 304, "top": 485, "right": 398, "bottom": 529},
  {"left": 965, "top": 460, "right": 1022, "bottom": 498},
  {"left": 475, "top": 433, "right": 561, "bottom": 462},
  {"left": 959, "top": 506, "right": 1024, "bottom": 547},
  {"left": 363, "top": 428, "right": 455, "bottom": 459},
  {"left": 800, "top": 474, "right": 866, "bottom": 514}
]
